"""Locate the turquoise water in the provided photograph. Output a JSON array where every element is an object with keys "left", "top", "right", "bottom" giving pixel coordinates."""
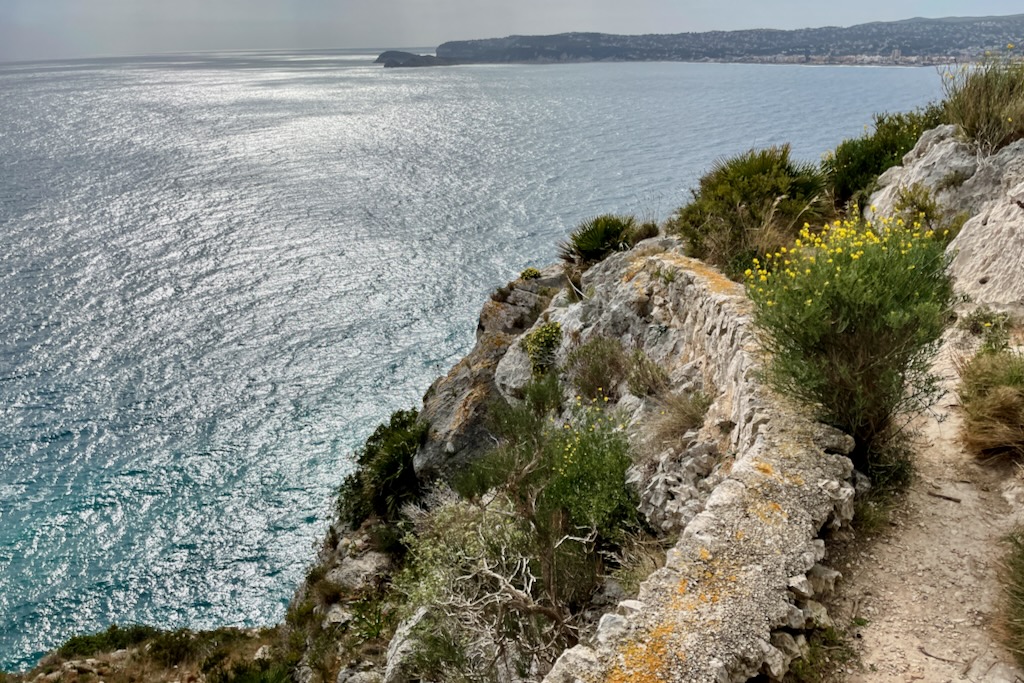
[{"left": 0, "top": 50, "right": 942, "bottom": 669}]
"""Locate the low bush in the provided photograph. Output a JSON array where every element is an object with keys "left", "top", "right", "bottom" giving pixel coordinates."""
[
  {"left": 891, "top": 182, "right": 967, "bottom": 247},
  {"left": 566, "top": 335, "right": 628, "bottom": 400},
  {"left": 670, "top": 144, "right": 832, "bottom": 279},
  {"left": 59, "top": 624, "right": 162, "bottom": 658},
  {"left": 558, "top": 214, "right": 649, "bottom": 269},
  {"left": 747, "top": 217, "right": 954, "bottom": 464},
  {"left": 402, "top": 398, "right": 637, "bottom": 677},
  {"left": 336, "top": 409, "right": 429, "bottom": 529},
  {"left": 942, "top": 51, "right": 1024, "bottom": 152},
  {"left": 822, "top": 105, "right": 945, "bottom": 210},
  {"left": 957, "top": 349, "right": 1024, "bottom": 462},
  {"left": 520, "top": 267, "right": 542, "bottom": 280},
  {"left": 521, "top": 321, "right": 562, "bottom": 375},
  {"left": 205, "top": 661, "right": 291, "bottom": 683},
  {"left": 626, "top": 349, "right": 670, "bottom": 397},
  {"left": 650, "top": 390, "right": 712, "bottom": 447}
]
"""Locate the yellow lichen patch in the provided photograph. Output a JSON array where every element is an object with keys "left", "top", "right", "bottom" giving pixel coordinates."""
[
  {"left": 698, "top": 547, "right": 712, "bottom": 561},
  {"left": 753, "top": 460, "right": 775, "bottom": 476},
  {"left": 750, "top": 500, "right": 788, "bottom": 524},
  {"left": 656, "top": 253, "right": 744, "bottom": 298},
  {"left": 621, "top": 259, "right": 649, "bottom": 283},
  {"left": 605, "top": 622, "right": 682, "bottom": 683}
]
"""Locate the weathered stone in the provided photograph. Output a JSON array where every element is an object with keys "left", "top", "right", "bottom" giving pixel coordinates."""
[
  {"left": 595, "top": 613, "right": 629, "bottom": 646},
  {"left": 807, "top": 564, "right": 842, "bottom": 599},
  {"left": 787, "top": 575, "right": 814, "bottom": 600},
  {"left": 326, "top": 551, "right": 390, "bottom": 592},
  {"left": 801, "top": 599, "right": 833, "bottom": 629},
  {"left": 384, "top": 607, "right": 428, "bottom": 683},
  {"left": 544, "top": 645, "right": 600, "bottom": 683},
  {"left": 617, "top": 599, "right": 645, "bottom": 615},
  {"left": 323, "top": 604, "right": 353, "bottom": 629}
]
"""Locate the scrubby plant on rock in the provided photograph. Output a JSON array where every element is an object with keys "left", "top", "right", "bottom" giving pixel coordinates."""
[
  {"left": 403, "top": 387, "right": 638, "bottom": 679},
  {"left": 558, "top": 214, "right": 652, "bottom": 270},
  {"left": 626, "top": 349, "right": 670, "bottom": 397},
  {"left": 747, "top": 217, "right": 954, "bottom": 467},
  {"left": 336, "top": 409, "right": 429, "bottom": 529},
  {"left": 942, "top": 49, "right": 1024, "bottom": 152},
  {"left": 521, "top": 321, "right": 562, "bottom": 375},
  {"left": 822, "top": 105, "right": 946, "bottom": 210},
  {"left": 670, "top": 144, "right": 832, "bottom": 279},
  {"left": 566, "top": 335, "right": 629, "bottom": 400}
]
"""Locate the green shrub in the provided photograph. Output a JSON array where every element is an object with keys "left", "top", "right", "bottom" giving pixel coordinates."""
[
  {"left": 558, "top": 214, "right": 641, "bottom": 268},
  {"left": 401, "top": 400, "right": 636, "bottom": 677},
  {"left": 521, "top": 321, "right": 562, "bottom": 375},
  {"left": 520, "top": 267, "right": 542, "bottom": 280},
  {"left": 823, "top": 105, "right": 946, "bottom": 210},
  {"left": 148, "top": 629, "right": 200, "bottom": 667},
  {"left": 627, "top": 349, "right": 670, "bottom": 397},
  {"left": 626, "top": 220, "right": 660, "bottom": 244},
  {"left": 747, "top": 216, "right": 954, "bottom": 463},
  {"left": 957, "top": 349, "right": 1024, "bottom": 462},
  {"left": 566, "top": 336, "right": 628, "bottom": 400},
  {"left": 206, "top": 661, "right": 291, "bottom": 683},
  {"left": 671, "top": 144, "right": 832, "bottom": 279},
  {"left": 1000, "top": 526, "right": 1024, "bottom": 667},
  {"left": 336, "top": 409, "right": 429, "bottom": 529},
  {"left": 942, "top": 53, "right": 1024, "bottom": 152},
  {"left": 59, "top": 624, "right": 162, "bottom": 658}
]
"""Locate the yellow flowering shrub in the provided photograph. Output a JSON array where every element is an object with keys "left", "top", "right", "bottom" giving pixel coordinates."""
[{"left": 746, "top": 217, "right": 953, "bottom": 460}]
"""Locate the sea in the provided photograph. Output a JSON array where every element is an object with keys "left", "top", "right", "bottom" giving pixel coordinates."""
[{"left": 0, "top": 48, "right": 943, "bottom": 670}]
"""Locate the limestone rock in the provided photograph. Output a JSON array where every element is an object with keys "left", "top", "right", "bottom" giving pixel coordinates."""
[
  {"left": 384, "top": 607, "right": 428, "bottom": 683},
  {"left": 869, "top": 125, "right": 1024, "bottom": 318},
  {"left": 326, "top": 551, "right": 390, "bottom": 592}
]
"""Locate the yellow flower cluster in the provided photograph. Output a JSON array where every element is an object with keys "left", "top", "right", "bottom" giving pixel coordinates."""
[{"left": 744, "top": 216, "right": 942, "bottom": 307}]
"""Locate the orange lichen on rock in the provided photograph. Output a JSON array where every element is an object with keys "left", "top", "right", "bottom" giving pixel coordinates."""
[{"left": 605, "top": 622, "right": 682, "bottom": 683}]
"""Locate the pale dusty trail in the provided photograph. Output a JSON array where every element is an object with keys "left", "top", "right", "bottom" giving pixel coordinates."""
[{"left": 831, "top": 336, "right": 1024, "bottom": 683}]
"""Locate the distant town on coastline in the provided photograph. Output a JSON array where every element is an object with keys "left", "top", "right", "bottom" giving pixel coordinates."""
[{"left": 379, "top": 13, "right": 1024, "bottom": 67}]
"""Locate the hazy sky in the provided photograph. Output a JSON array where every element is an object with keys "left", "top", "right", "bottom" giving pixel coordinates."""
[{"left": 1, "top": 0, "right": 1022, "bottom": 62}]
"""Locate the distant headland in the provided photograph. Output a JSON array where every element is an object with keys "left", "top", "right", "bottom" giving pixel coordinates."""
[{"left": 379, "top": 13, "right": 1024, "bottom": 67}]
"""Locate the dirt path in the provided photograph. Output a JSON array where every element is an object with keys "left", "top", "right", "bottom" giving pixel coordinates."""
[{"left": 831, "top": 337, "right": 1024, "bottom": 683}]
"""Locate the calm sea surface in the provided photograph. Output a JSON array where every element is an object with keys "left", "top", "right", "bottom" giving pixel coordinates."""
[{"left": 0, "top": 50, "right": 942, "bottom": 669}]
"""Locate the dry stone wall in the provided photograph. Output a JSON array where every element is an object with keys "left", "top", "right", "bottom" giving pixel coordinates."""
[{"left": 506, "top": 242, "right": 858, "bottom": 683}]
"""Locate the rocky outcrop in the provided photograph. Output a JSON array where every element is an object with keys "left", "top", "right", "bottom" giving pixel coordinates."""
[
  {"left": 870, "top": 124, "right": 1024, "bottom": 317},
  {"left": 414, "top": 266, "right": 562, "bottom": 479},
  {"left": 374, "top": 51, "right": 456, "bottom": 68},
  {"left": 412, "top": 238, "right": 856, "bottom": 681}
]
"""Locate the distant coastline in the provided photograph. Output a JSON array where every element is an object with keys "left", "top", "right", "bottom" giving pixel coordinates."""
[{"left": 380, "top": 13, "right": 1024, "bottom": 68}]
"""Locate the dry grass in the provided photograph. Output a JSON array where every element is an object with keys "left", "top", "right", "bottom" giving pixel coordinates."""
[
  {"left": 942, "top": 56, "right": 1024, "bottom": 152},
  {"left": 999, "top": 526, "right": 1024, "bottom": 667},
  {"left": 650, "top": 390, "right": 712, "bottom": 447},
  {"left": 566, "top": 335, "right": 628, "bottom": 400},
  {"left": 957, "top": 349, "right": 1024, "bottom": 462}
]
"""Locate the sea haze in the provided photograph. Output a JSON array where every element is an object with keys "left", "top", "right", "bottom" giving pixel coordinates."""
[{"left": 0, "top": 49, "right": 941, "bottom": 669}]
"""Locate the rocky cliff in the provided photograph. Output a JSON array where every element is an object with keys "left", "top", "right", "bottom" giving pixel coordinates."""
[{"left": 869, "top": 124, "right": 1024, "bottom": 317}]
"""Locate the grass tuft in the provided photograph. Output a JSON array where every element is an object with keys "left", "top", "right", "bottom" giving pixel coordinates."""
[{"left": 958, "top": 349, "right": 1024, "bottom": 462}]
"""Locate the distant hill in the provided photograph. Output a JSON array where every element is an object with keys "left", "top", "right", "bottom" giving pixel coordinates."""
[{"left": 431, "top": 14, "right": 1024, "bottom": 66}]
